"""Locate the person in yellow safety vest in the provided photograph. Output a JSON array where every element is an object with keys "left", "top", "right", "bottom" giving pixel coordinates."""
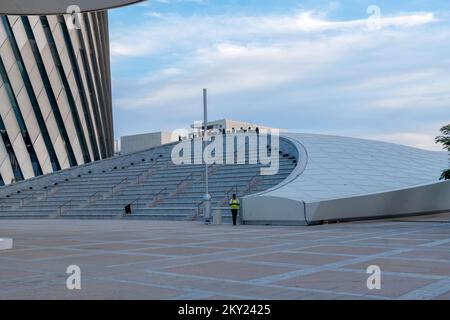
[{"left": 229, "top": 193, "right": 240, "bottom": 226}]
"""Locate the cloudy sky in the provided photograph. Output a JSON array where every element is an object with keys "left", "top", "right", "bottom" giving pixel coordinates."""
[{"left": 108, "top": 0, "right": 450, "bottom": 151}]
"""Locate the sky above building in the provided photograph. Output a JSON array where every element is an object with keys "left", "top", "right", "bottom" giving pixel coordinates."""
[{"left": 109, "top": 0, "right": 450, "bottom": 151}]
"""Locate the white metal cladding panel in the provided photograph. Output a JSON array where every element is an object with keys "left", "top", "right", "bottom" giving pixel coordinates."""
[
  {"left": 51, "top": 21, "right": 65, "bottom": 55},
  {"left": 75, "top": 43, "right": 101, "bottom": 149},
  {"left": 46, "top": 16, "right": 58, "bottom": 33},
  {"left": 0, "top": 84, "right": 12, "bottom": 120},
  {"left": 19, "top": 42, "right": 37, "bottom": 79},
  {"left": 32, "top": 22, "right": 48, "bottom": 54},
  {"left": 28, "top": 65, "right": 44, "bottom": 102},
  {"left": 67, "top": 68, "right": 94, "bottom": 160},
  {"left": 11, "top": 133, "right": 34, "bottom": 179},
  {"left": 80, "top": 18, "right": 101, "bottom": 110},
  {"left": 58, "top": 47, "right": 72, "bottom": 76},
  {"left": 15, "top": 87, "right": 33, "bottom": 121},
  {"left": 45, "top": 113, "right": 68, "bottom": 167},
  {"left": 23, "top": 104, "right": 42, "bottom": 145},
  {"left": 73, "top": 91, "right": 94, "bottom": 160},
  {"left": 36, "top": 88, "right": 52, "bottom": 121},
  {"left": 9, "top": 17, "right": 27, "bottom": 50},
  {"left": 28, "top": 16, "right": 39, "bottom": 29},
  {"left": 0, "top": 39, "right": 16, "bottom": 73},
  {"left": 56, "top": 87, "right": 73, "bottom": 128},
  {"left": 63, "top": 113, "right": 84, "bottom": 165},
  {"left": 56, "top": 89, "right": 83, "bottom": 164},
  {"left": 7, "top": 63, "right": 25, "bottom": 96},
  {"left": 0, "top": 23, "right": 6, "bottom": 47},
  {"left": 42, "top": 157, "right": 53, "bottom": 174},
  {"left": 68, "top": 25, "right": 81, "bottom": 52},
  {"left": 85, "top": 15, "right": 101, "bottom": 82},
  {"left": 80, "top": 19, "right": 104, "bottom": 148},
  {"left": 44, "top": 111, "right": 59, "bottom": 144},
  {"left": 61, "top": 159, "right": 69, "bottom": 169},
  {"left": 47, "top": 68, "right": 63, "bottom": 107},
  {"left": 53, "top": 134, "right": 69, "bottom": 169},
  {"left": 0, "top": 140, "right": 14, "bottom": 184},
  {"left": 32, "top": 133, "right": 52, "bottom": 174},
  {"left": 55, "top": 21, "right": 95, "bottom": 161},
  {"left": 39, "top": 45, "right": 54, "bottom": 73},
  {"left": 8, "top": 16, "right": 19, "bottom": 27}
]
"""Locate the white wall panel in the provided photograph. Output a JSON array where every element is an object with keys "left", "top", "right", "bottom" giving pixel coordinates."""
[
  {"left": 32, "top": 133, "right": 52, "bottom": 174},
  {"left": 32, "top": 22, "right": 48, "bottom": 53},
  {"left": 0, "top": 24, "right": 7, "bottom": 48},
  {"left": 45, "top": 114, "right": 68, "bottom": 167},
  {"left": 7, "top": 63, "right": 24, "bottom": 96},
  {"left": 46, "top": 16, "right": 58, "bottom": 32},
  {"left": 53, "top": 135, "right": 69, "bottom": 169},
  {"left": 0, "top": 85, "right": 12, "bottom": 119},
  {"left": 63, "top": 114, "right": 83, "bottom": 165},
  {"left": 9, "top": 18, "right": 27, "bottom": 50},
  {"left": 28, "top": 16, "right": 39, "bottom": 29},
  {"left": 36, "top": 88, "right": 52, "bottom": 121},
  {"left": 15, "top": 87, "right": 33, "bottom": 120},
  {"left": 0, "top": 40, "right": 16, "bottom": 73},
  {"left": 28, "top": 65, "right": 44, "bottom": 100},
  {"left": 19, "top": 43, "right": 36, "bottom": 75},
  {"left": 23, "top": 106, "right": 41, "bottom": 144}
]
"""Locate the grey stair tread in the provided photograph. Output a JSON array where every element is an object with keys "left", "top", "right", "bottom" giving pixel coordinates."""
[{"left": 0, "top": 135, "right": 297, "bottom": 220}]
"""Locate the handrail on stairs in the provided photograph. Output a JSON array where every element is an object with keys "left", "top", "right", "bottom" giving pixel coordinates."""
[
  {"left": 148, "top": 187, "right": 168, "bottom": 207},
  {"left": 20, "top": 194, "right": 35, "bottom": 207},
  {"left": 88, "top": 191, "right": 103, "bottom": 204},
  {"left": 58, "top": 199, "right": 73, "bottom": 216},
  {"left": 111, "top": 177, "right": 128, "bottom": 195}
]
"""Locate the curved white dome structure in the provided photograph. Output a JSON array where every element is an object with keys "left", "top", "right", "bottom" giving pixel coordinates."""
[
  {"left": 242, "top": 133, "right": 450, "bottom": 225},
  {"left": 0, "top": 0, "right": 144, "bottom": 15}
]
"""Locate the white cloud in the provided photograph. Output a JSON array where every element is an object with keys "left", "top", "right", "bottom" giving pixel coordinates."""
[
  {"left": 369, "top": 132, "right": 442, "bottom": 151},
  {"left": 110, "top": 9, "right": 450, "bottom": 149},
  {"left": 110, "top": 11, "right": 436, "bottom": 57}
]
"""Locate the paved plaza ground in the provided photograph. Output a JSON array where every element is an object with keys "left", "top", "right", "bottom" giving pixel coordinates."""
[{"left": 1, "top": 214, "right": 450, "bottom": 300}]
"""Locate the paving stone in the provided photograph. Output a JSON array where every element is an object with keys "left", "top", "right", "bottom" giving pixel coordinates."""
[
  {"left": 275, "top": 270, "right": 434, "bottom": 298},
  {"left": 163, "top": 261, "right": 296, "bottom": 281},
  {"left": 241, "top": 252, "right": 349, "bottom": 266},
  {"left": 1, "top": 219, "right": 450, "bottom": 299}
]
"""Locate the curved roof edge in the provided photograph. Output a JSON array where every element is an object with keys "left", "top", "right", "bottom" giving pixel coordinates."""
[
  {"left": 241, "top": 132, "right": 450, "bottom": 225},
  {"left": 0, "top": 0, "right": 144, "bottom": 15}
]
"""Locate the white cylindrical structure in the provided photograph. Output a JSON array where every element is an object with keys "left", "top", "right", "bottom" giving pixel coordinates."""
[
  {"left": 202, "top": 88, "right": 211, "bottom": 224},
  {"left": 213, "top": 210, "right": 222, "bottom": 225},
  {"left": 0, "top": 238, "right": 13, "bottom": 250}
]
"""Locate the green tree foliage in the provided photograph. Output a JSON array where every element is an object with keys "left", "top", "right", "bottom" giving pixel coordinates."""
[{"left": 436, "top": 124, "right": 450, "bottom": 180}]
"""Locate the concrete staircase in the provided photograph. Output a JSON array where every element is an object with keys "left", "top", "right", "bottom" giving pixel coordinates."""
[{"left": 0, "top": 134, "right": 298, "bottom": 221}]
